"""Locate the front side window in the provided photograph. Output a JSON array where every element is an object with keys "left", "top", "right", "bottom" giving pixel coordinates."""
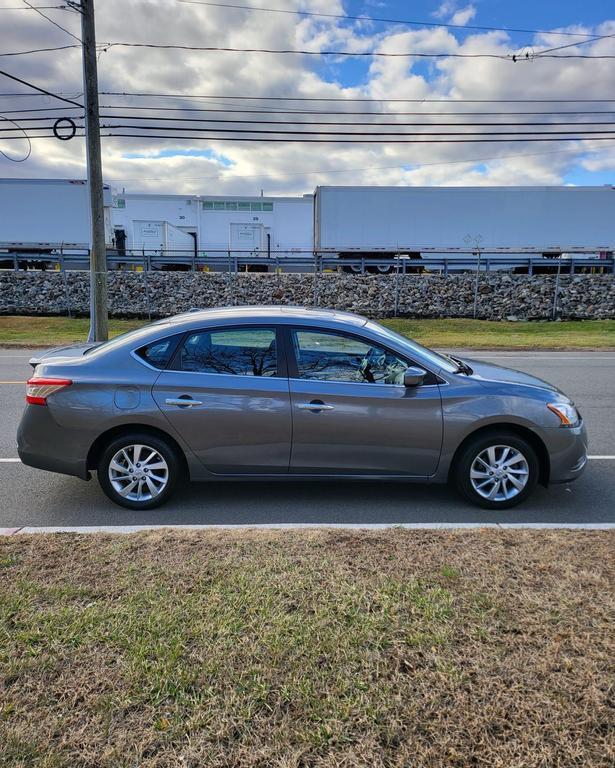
[
  {"left": 175, "top": 328, "right": 277, "bottom": 377},
  {"left": 292, "top": 329, "right": 408, "bottom": 385}
]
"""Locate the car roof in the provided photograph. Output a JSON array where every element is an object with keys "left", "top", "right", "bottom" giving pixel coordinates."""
[{"left": 162, "top": 305, "right": 369, "bottom": 328}]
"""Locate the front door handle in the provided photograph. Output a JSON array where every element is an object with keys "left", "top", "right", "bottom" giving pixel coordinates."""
[
  {"left": 165, "top": 397, "right": 203, "bottom": 408},
  {"left": 297, "top": 400, "right": 335, "bottom": 412}
]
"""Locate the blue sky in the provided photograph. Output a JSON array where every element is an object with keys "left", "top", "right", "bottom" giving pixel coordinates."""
[
  {"left": 316, "top": 0, "right": 614, "bottom": 81},
  {"left": 312, "top": 0, "right": 615, "bottom": 187}
]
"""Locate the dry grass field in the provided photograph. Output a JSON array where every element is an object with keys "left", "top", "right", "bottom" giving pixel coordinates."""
[{"left": 0, "top": 528, "right": 613, "bottom": 767}]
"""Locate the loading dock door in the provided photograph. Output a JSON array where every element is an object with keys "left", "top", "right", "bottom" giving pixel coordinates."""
[
  {"left": 134, "top": 220, "right": 165, "bottom": 254},
  {"left": 230, "top": 223, "right": 263, "bottom": 256}
]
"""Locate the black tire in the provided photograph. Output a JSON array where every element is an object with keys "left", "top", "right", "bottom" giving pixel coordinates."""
[
  {"left": 453, "top": 432, "right": 539, "bottom": 510},
  {"left": 97, "top": 432, "right": 181, "bottom": 510}
]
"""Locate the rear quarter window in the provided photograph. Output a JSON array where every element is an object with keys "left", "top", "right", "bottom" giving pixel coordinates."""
[{"left": 136, "top": 335, "right": 182, "bottom": 369}]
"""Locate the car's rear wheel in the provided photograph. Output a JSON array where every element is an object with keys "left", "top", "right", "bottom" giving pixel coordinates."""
[
  {"left": 454, "top": 432, "right": 539, "bottom": 509},
  {"left": 97, "top": 433, "right": 180, "bottom": 510}
]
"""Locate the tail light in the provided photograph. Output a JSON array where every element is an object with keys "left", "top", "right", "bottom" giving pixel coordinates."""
[{"left": 26, "top": 377, "right": 72, "bottom": 405}]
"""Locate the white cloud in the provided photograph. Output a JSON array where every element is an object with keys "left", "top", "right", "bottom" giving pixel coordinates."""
[
  {"left": 433, "top": 1, "right": 458, "bottom": 20},
  {"left": 0, "top": 1, "right": 614, "bottom": 195},
  {"left": 450, "top": 5, "right": 477, "bottom": 27}
]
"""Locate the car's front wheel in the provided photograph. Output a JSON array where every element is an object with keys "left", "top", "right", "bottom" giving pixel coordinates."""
[
  {"left": 454, "top": 432, "right": 539, "bottom": 509},
  {"left": 97, "top": 433, "right": 180, "bottom": 510}
]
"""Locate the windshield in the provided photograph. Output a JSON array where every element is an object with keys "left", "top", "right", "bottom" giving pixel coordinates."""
[{"left": 364, "top": 320, "right": 459, "bottom": 374}]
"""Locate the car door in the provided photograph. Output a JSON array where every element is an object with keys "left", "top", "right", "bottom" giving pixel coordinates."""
[
  {"left": 286, "top": 326, "right": 443, "bottom": 476},
  {"left": 152, "top": 325, "right": 292, "bottom": 474}
]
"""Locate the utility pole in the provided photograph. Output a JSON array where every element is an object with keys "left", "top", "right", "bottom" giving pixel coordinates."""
[{"left": 80, "top": 0, "right": 108, "bottom": 341}]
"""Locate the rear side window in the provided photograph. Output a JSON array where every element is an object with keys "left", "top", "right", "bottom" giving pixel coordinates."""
[
  {"left": 173, "top": 327, "right": 278, "bottom": 377},
  {"left": 136, "top": 335, "right": 181, "bottom": 369}
]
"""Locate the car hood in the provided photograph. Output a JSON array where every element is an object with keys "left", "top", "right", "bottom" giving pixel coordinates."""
[
  {"left": 463, "top": 358, "right": 568, "bottom": 398},
  {"left": 29, "top": 342, "right": 100, "bottom": 369}
]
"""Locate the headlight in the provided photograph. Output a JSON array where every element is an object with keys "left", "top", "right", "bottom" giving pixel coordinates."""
[{"left": 547, "top": 402, "right": 580, "bottom": 427}]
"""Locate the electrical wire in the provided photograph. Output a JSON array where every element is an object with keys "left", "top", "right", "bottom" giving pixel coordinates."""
[
  {"left": 22, "top": 0, "right": 81, "bottom": 42},
  {"left": 0, "top": 70, "right": 82, "bottom": 107},
  {"left": 0, "top": 44, "right": 80, "bottom": 56},
  {"left": 99, "top": 105, "right": 615, "bottom": 117},
  {"left": 4, "top": 42, "right": 612, "bottom": 60},
  {"left": 0, "top": 4, "right": 67, "bottom": 8},
  {"left": 0, "top": 114, "right": 31, "bottom": 160},
  {"left": 174, "top": 1, "right": 602, "bottom": 40},
  {"left": 98, "top": 42, "right": 615, "bottom": 59},
  {"left": 0, "top": 105, "right": 79, "bottom": 113},
  {"left": 97, "top": 122, "right": 615, "bottom": 137},
  {"left": 98, "top": 114, "right": 615, "bottom": 128},
  {"left": 100, "top": 132, "right": 615, "bottom": 143},
  {"left": 0, "top": 70, "right": 82, "bottom": 109},
  {"left": 534, "top": 31, "right": 615, "bottom": 56},
  {"left": 99, "top": 92, "right": 615, "bottom": 103},
  {"left": 0, "top": 122, "right": 82, "bottom": 129}
]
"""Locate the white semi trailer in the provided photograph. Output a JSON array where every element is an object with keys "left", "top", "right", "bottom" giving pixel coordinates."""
[
  {"left": 314, "top": 185, "right": 615, "bottom": 271},
  {"left": 0, "top": 178, "right": 113, "bottom": 264}
]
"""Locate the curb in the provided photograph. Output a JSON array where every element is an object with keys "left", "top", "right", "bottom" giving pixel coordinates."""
[{"left": 1, "top": 523, "right": 614, "bottom": 536}]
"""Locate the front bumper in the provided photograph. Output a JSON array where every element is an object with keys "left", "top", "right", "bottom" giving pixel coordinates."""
[{"left": 546, "top": 421, "right": 589, "bottom": 484}]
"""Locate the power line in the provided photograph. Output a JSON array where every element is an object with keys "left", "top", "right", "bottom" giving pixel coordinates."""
[
  {"left": 0, "top": 70, "right": 82, "bottom": 107},
  {"left": 98, "top": 114, "right": 615, "bottom": 128},
  {"left": 100, "top": 132, "right": 615, "bottom": 143},
  {"left": 98, "top": 104, "right": 615, "bottom": 117},
  {"left": 0, "top": 105, "right": 79, "bottom": 113},
  {"left": 101, "top": 105, "right": 615, "bottom": 117},
  {"left": 174, "top": 1, "right": 601, "bottom": 40},
  {"left": 535, "top": 31, "right": 615, "bottom": 56},
  {"left": 98, "top": 122, "right": 615, "bottom": 137},
  {"left": 98, "top": 42, "right": 615, "bottom": 60},
  {"left": 22, "top": 0, "right": 81, "bottom": 42},
  {"left": 0, "top": 44, "right": 80, "bottom": 56},
  {"left": 0, "top": 115, "right": 31, "bottom": 161},
  {"left": 0, "top": 4, "right": 68, "bottom": 8},
  {"left": 6, "top": 102, "right": 615, "bottom": 118},
  {"left": 99, "top": 92, "right": 615, "bottom": 103}
]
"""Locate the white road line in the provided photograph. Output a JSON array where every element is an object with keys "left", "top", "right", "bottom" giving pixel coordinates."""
[
  {"left": 472, "top": 356, "right": 615, "bottom": 361},
  {"left": 0, "top": 523, "right": 613, "bottom": 536},
  {"left": 0, "top": 458, "right": 21, "bottom": 463}
]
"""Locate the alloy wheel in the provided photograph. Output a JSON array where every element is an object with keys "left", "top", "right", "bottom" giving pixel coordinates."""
[
  {"left": 469, "top": 444, "right": 529, "bottom": 502},
  {"left": 108, "top": 443, "right": 169, "bottom": 502}
]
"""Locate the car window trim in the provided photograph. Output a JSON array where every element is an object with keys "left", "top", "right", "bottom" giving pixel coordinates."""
[
  {"left": 166, "top": 324, "right": 287, "bottom": 379},
  {"left": 283, "top": 325, "right": 443, "bottom": 386}
]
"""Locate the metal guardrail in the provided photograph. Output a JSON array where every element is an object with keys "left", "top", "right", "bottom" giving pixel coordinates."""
[{"left": 1, "top": 247, "right": 614, "bottom": 274}]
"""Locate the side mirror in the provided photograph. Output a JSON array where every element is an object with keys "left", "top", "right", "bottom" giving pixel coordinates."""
[{"left": 403, "top": 366, "right": 427, "bottom": 387}]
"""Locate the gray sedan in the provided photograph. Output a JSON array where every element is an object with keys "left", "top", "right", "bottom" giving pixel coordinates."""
[{"left": 18, "top": 306, "right": 588, "bottom": 510}]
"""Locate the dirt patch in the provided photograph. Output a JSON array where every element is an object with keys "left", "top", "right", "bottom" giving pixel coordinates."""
[{"left": 1, "top": 529, "right": 613, "bottom": 767}]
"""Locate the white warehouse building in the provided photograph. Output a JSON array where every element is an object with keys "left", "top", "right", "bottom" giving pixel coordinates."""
[{"left": 111, "top": 191, "right": 313, "bottom": 263}]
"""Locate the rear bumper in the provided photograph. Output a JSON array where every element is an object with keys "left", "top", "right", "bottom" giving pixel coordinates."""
[
  {"left": 17, "top": 449, "right": 90, "bottom": 481},
  {"left": 17, "top": 406, "right": 90, "bottom": 481},
  {"left": 546, "top": 422, "right": 589, "bottom": 484}
]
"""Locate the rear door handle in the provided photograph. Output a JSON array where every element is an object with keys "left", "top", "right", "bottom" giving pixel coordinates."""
[
  {"left": 165, "top": 397, "right": 203, "bottom": 408},
  {"left": 296, "top": 401, "right": 335, "bottom": 412}
]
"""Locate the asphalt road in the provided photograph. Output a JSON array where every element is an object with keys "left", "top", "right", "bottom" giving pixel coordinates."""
[{"left": 1, "top": 349, "right": 614, "bottom": 527}]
